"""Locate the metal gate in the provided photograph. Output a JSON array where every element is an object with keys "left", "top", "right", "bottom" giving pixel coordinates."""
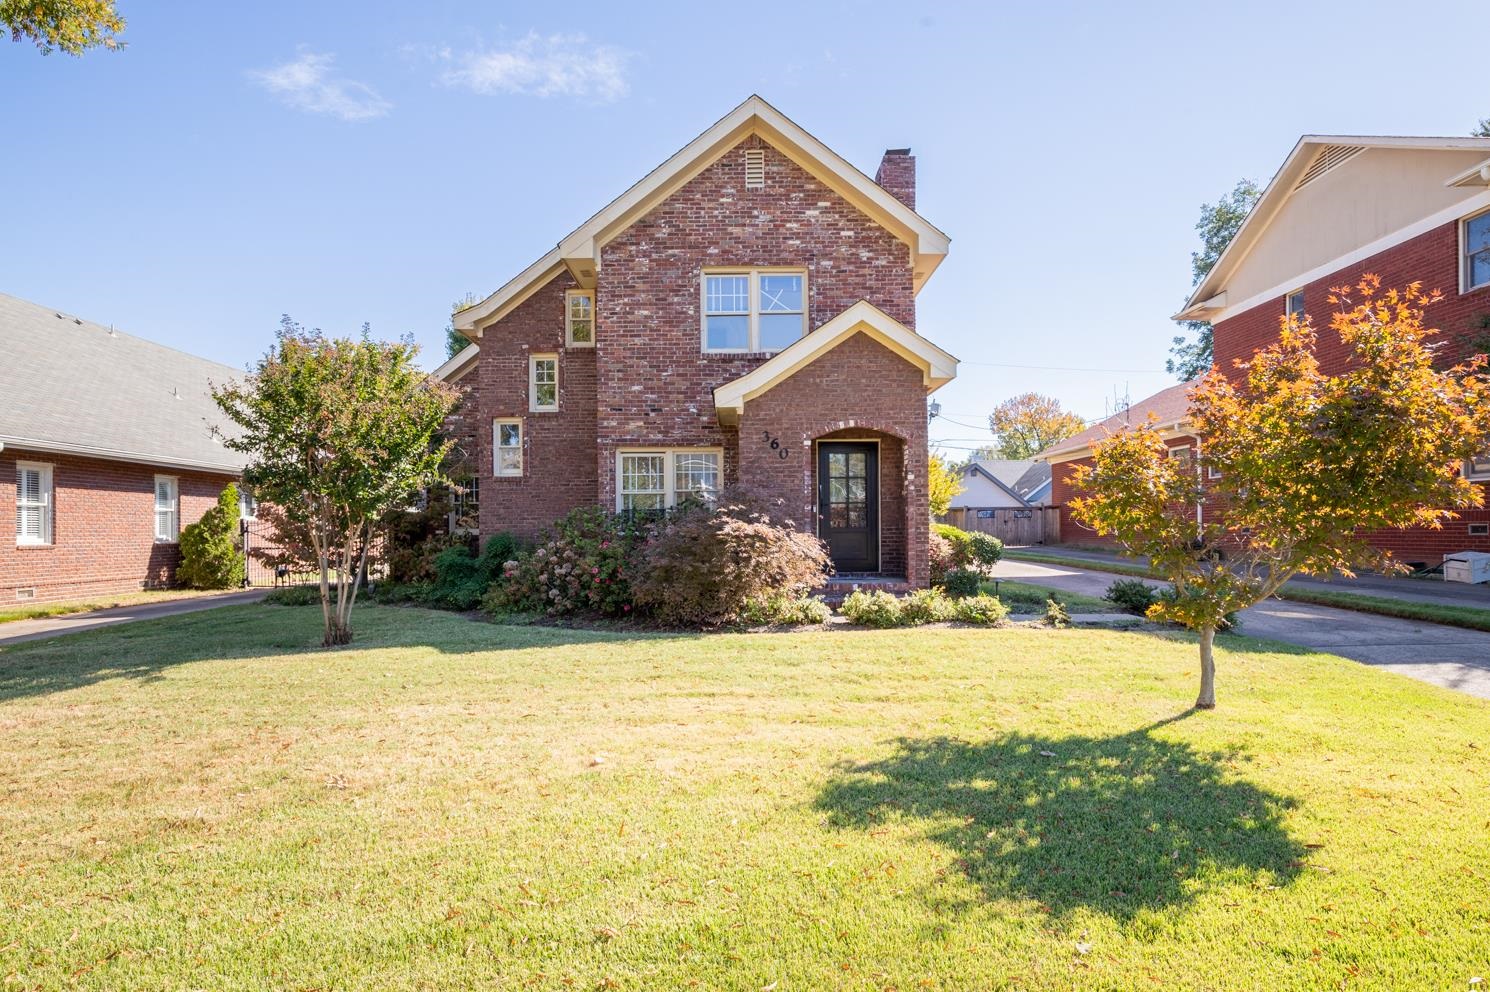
[{"left": 241, "top": 517, "right": 315, "bottom": 587}]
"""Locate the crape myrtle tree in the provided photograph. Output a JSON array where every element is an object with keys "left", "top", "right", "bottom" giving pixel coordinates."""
[
  {"left": 213, "top": 318, "right": 458, "bottom": 646},
  {"left": 1073, "top": 277, "right": 1490, "bottom": 709}
]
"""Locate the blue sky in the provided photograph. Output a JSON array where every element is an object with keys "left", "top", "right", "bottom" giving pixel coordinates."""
[{"left": 3, "top": 0, "right": 1484, "bottom": 456}]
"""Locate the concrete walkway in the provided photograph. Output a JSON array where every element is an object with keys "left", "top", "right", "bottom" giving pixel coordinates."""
[
  {"left": 995, "top": 559, "right": 1490, "bottom": 700},
  {"left": 0, "top": 590, "right": 267, "bottom": 647}
]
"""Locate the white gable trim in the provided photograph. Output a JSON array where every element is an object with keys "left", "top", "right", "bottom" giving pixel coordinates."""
[
  {"left": 712, "top": 300, "right": 956, "bottom": 425},
  {"left": 433, "top": 342, "right": 480, "bottom": 383}
]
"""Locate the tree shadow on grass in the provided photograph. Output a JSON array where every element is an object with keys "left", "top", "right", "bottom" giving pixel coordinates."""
[{"left": 816, "top": 715, "right": 1304, "bottom": 920}]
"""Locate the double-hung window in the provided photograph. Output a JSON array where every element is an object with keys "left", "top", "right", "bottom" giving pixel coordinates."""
[
  {"left": 494, "top": 419, "right": 523, "bottom": 477},
  {"left": 15, "top": 462, "right": 52, "bottom": 546},
  {"left": 1286, "top": 289, "right": 1305, "bottom": 321},
  {"left": 154, "top": 475, "right": 179, "bottom": 542},
  {"left": 530, "top": 354, "right": 558, "bottom": 412},
  {"left": 566, "top": 290, "right": 595, "bottom": 347},
  {"left": 1466, "top": 211, "right": 1490, "bottom": 292},
  {"left": 702, "top": 270, "right": 806, "bottom": 353},
  {"left": 617, "top": 449, "right": 721, "bottom": 512}
]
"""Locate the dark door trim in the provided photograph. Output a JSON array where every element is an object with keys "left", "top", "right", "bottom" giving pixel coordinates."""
[{"left": 817, "top": 440, "right": 880, "bottom": 573}]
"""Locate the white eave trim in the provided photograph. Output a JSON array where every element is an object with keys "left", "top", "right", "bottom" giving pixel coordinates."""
[
  {"left": 711, "top": 300, "right": 957, "bottom": 425},
  {"left": 1447, "top": 157, "right": 1490, "bottom": 189},
  {"left": 433, "top": 342, "right": 480, "bottom": 383},
  {"left": 0, "top": 434, "right": 244, "bottom": 475}
]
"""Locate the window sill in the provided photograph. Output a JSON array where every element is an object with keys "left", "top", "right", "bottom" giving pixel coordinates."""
[{"left": 15, "top": 542, "right": 54, "bottom": 550}]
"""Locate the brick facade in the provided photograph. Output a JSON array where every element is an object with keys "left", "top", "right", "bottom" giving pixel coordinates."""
[
  {"left": 2, "top": 448, "right": 236, "bottom": 603},
  {"left": 471, "top": 134, "right": 937, "bottom": 582}
]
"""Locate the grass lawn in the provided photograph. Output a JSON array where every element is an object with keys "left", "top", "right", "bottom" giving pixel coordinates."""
[
  {"left": 980, "top": 579, "right": 1112, "bottom": 614},
  {"left": 0, "top": 588, "right": 236, "bottom": 625},
  {"left": 1, "top": 605, "right": 1487, "bottom": 990}
]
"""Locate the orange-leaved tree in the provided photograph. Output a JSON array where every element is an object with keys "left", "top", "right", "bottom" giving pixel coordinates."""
[{"left": 1071, "top": 277, "right": 1490, "bottom": 709}]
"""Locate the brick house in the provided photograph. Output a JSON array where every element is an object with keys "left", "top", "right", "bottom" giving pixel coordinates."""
[
  {"left": 1047, "top": 134, "right": 1490, "bottom": 564},
  {"left": 441, "top": 97, "right": 958, "bottom": 587},
  {"left": 1, "top": 293, "right": 245, "bottom": 603}
]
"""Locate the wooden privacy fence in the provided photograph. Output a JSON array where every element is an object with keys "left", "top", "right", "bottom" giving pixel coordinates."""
[{"left": 939, "top": 506, "right": 1061, "bottom": 546}]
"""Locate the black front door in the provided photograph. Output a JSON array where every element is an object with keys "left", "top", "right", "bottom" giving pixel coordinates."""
[{"left": 818, "top": 442, "right": 879, "bottom": 572}]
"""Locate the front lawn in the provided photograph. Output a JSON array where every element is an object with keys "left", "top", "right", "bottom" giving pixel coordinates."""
[
  {"left": 0, "top": 588, "right": 237, "bottom": 625},
  {"left": 1, "top": 606, "right": 1486, "bottom": 990}
]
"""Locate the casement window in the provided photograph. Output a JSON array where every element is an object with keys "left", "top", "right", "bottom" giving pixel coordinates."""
[
  {"left": 154, "top": 475, "right": 179, "bottom": 542},
  {"left": 15, "top": 462, "right": 53, "bottom": 546},
  {"left": 1464, "top": 453, "right": 1490, "bottom": 482},
  {"left": 566, "top": 290, "right": 595, "bottom": 347},
  {"left": 702, "top": 269, "right": 806, "bottom": 353},
  {"left": 1465, "top": 211, "right": 1490, "bottom": 292},
  {"left": 1286, "top": 289, "right": 1305, "bottom": 320},
  {"left": 616, "top": 449, "right": 721, "bottom": 512},
  {"left": 494, "top": 419, "right": 523, "bottom": 477},
  {"left": 529, "top": 354, "right": 559, "bottom": 412}
]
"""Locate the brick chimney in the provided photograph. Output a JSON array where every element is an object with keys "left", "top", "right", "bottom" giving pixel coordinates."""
[{"left": 874, "top": 148, "right": 915, "bottom": 210}]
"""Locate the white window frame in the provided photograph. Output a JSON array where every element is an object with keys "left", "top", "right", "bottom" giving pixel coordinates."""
[
  {"left": 565, "top": 289, "right": 596, "bottom": 348},
  {"left": 154, "top": 475, "right": 180, "bottom": 543},
  {"left": 1463, "top": 453, "right": 1490, "bottom": 482},
  {"left": 1285, "top": 289, "right": 1305, "bottom": 320},
  {"left": 1168, "top": 444, "right": 1193, "bottom": 465},
  {"left": 1463, "top": 208, "right": 1490, "bottom": 294},
  {"left": 493, "top": 418, "right": 523, "bottom": 478},
  {"left": 529, "top": 354, "right": 559, "bottom": 412},
  {"left": 615, "top": 448, "right": 723, "bottom": 512},
  {"left": 701, "top": 268, "right": 808, "bottom": 354},
  {"left": 15, "top": 461, "right": 53, "bottom": 547}
]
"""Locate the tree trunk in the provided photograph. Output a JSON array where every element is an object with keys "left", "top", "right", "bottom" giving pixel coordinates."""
[{"left": 1195, "top": 624, "right": 1217, "bottom": 710}]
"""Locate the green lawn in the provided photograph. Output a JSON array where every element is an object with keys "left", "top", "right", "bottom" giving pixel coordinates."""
[
  {"left": 980, "top": 579, "right": 1113, "bottom": 614},
  {"left": 0, "top": 588, "right": 235, "bottom": 625},
  {"left": 1, "top": 605, "right": 1487, "bottom": 990}
]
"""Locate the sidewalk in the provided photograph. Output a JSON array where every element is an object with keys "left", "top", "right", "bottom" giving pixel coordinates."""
[{"left": 0, "top": 590, "right": 268, "bottom": 647}]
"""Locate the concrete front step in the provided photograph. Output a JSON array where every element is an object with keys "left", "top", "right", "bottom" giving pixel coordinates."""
[{"left": 816, "top": 574, "right": 911, "bottom": 605}]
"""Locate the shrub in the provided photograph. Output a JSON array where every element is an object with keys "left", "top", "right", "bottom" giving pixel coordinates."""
[
  {"left": 487, "top": 507, "right": 644, "bottom": 617},
  {"left": 952, "top": 594, "right": 1009, "bottom": 626},
  {"left": 1105, "top": 578, "right": 1159, "bottom": 616},
  {"left": 741, "top": 593, "right": 833, "bottom": 627},
  {"left": 941, "top": 568, "right": 982, "bottom": 599},
  {"left": 966, "top": 532, "right": 1004, "bottom": 570},
  {"left": 900, "top": 588, "right": 955, "bottom": 624},
  {"left": 1044, "top": 596, "right": 1071, "bottom": 628},
  {"left": 631, "top": 489, "right": 831, "bottom": 627},
  {"left": 839, "top": 589, "right": 904, "bottom": 628},
  {"left": 934, "top": 523, "right": 973, "bottom": 568},
  {"left": 178, "top": 484, "right": 245, "bottom": 589},
  {"left": 264, "top": 584, "right": 321, "bottom": 606},
  {"left": 928, "top": 531, "right": 956, "bottom": 586},
  {"left": 415, "top": 534, "right": 521, "bottom": 611}
]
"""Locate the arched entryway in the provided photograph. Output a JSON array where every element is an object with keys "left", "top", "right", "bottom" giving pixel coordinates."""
[{"left": 813, "top": 427, "right": 907, "bottom": 579}]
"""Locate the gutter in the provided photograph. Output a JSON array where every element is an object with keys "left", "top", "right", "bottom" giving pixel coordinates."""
[{"left": 0, "top": 435, "right": 244, "bottom": 476}]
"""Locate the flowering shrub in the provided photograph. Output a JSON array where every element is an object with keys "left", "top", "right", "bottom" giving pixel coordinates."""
[
  {"left": 933, "top": 523, "right": 1003, "bottom": 574},
  {"left": 484, "top": 507, "right": 643, "bottom": 617},
  {"left": 632, "top": 488, "right": 831, "bottom": 626},
  {"left": 929, "top": 531, "right": 955, "bottom": 586}
]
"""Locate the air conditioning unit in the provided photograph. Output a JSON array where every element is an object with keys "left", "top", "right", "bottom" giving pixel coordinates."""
[{"left": 1443, "top": 551, "right": 1490, "bottom": 584}]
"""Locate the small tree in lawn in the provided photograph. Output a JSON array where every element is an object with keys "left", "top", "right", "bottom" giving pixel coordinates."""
[
  {"left": 1072, "top": 277, "right": 1490, "bottom": 709},
  {"left": 213, "top": 319, "right": 458, "bottom": 646}
]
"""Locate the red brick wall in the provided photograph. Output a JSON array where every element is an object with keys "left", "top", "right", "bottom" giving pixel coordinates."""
[
  {"left": 1212, "top": 218, "right": 1490, "bottom": 562},
  {"left": 1, "top": 448, "right": 236, "bottom": 603}
]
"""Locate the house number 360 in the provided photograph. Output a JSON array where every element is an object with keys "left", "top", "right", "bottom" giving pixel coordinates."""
[{"left": 761, "top": 431, "right": 789, "bottom": 459}]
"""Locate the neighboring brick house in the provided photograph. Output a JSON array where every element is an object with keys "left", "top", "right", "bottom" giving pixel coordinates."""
[
  {"left": 442, "top": 96, "right": 958, "bottom": 587},
  {"left": 1, "top": 293, "right": 245, "bottom": 603},
  {"left": 1047, "top": 134, "right": 1490, "bottom": 563}
]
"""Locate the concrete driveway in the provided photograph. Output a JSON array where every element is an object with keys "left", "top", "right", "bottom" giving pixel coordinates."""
[
  {"left": 995, "top": 559, "right": 1490, "bottom": 700},
  {"left": 0, "top": 590, "right": 267, "bottom": 648}
]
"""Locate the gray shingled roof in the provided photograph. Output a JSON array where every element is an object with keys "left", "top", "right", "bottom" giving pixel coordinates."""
[{"left": 0, "top": 292, "right": 246, "bottom": 473}]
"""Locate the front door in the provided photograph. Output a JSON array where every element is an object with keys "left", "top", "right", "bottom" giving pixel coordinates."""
[{"left": 818, "top": 442, "right": 879, "bottom": 572}]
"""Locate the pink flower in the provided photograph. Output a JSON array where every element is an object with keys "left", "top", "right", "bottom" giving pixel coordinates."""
[
  {"left": 623, "top": 604, "right": 631, "bottom": 612},
  {"left": 591, "top": 567, "right": 599, "bottom": 575}
]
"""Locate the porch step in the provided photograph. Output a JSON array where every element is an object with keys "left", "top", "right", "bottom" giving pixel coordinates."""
[{"left": 815, "top": 573, "right": 911, "bottom": 605}]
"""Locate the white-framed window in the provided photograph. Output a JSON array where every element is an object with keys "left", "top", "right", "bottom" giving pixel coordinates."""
[
  {"left": 1206, "top": 463, "right": 1222, "bottom": 481},
  {"left": 616, "top": 449, "right": 721, "bottom": 512},
  {"left": 702, "top": 269, "right": 806, "bottom": 353},
  {"left": 1286, "top": 289, "right": 1305, "bottom": 320},
  {"left": 1465, "top": 210, "right": 1490, "bottom": 293},
  {"left": 529, "top": 354, "right": 558, "bottom": 412},
  {"left": 1464, "top": 453, "right": 1490, "bottom": 482},
  {"left": 1168, "top": 445, "right": 1193, "bottom": 466},
  {"left": 494, "top": 419, "right": 523, "bottom": 477},
  {"left": 237, "top": 487, "right": 257, "bottom": 520},
  {"left": 15, "top": 461, "right": 53, "bottom": 546},
  {"left": 566, "top": 289, "right": 595, "bottom": 347},
  {"left": 154, "top": 475, "right": 179, "bottom": 542}
]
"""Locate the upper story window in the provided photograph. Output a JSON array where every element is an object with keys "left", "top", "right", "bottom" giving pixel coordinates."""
[
  {"left": 529, "top": 354, "right": 558, "bottom": 412},
  {"left": 494, "top": 419, "right": 523, "bottom": 477},
  {"left": 1466, "top": 211, "right": 1490, "bottom": 292},
  {"left": 154, "top": 475, "right": 179, "bottom": 542},
  {"left": 702, "top": 270, "right": 806, "bottom": 353},
  {"left": 566, "top": 290, "right": 595, "bottom": 347},
  {"left": 15, "top": 462, "right": 52, "bottom": 546},
  {"left": 1286, "top": 289, "right": 1305, "bottom": 320},
  {"left": 1464, "top": 453, "right": 1490, "bottom": 482}
]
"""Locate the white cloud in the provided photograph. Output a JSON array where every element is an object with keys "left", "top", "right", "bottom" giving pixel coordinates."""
[
  {"left": 441, "top": 32, "right": 629, "bottom": 103},
  {"left": 251, "top": 50, "right": 391, "bottom": 122}
]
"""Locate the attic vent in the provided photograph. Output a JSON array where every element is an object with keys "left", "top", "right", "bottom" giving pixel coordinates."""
[
  {"left": 1294, "top": 144, "right": 1364, "bottom": 191},
  {"left": 744, "top": 148, "right": 765, "bottom": 189}
]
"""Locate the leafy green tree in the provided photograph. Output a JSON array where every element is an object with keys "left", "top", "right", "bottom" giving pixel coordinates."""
[
  {"left": 1474, "top": 119, "right": 1490, "bottom": 138},
  {"left": 927, "top": 454, "right": 962, "bottom": 517},
  {"left": 3, "top": 0, "right": 123, "bottom": 54},
  {"left": 213, "top": 317, "right": 459, "bottom": 646},
  {"left": 1076, "top": 278, "right": 1490, "bottom": 709},
  {"left": 986, "top": 392, "right": 1086, "bottom": 459},
  {"left": 178, "top": 484, "right": 246, "bottom": 589},
  {"left": 445, "top": 323, "right": 470, "bottom": 360},
  {"left": 1168, "top": 179, "right": 1261, "bottom": 379}
]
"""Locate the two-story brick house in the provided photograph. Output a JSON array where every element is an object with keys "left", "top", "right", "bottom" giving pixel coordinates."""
[
  {"left": 1047, "top": 134, "right": 1490, "bottom": 564},
  {"left": 444, "top": 97, "right": 958, "bottom": 587}
]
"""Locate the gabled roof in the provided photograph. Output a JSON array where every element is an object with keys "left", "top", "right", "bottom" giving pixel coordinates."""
[
  {"left": 433, "top": 342, "right": 479, "bottom": 384},
  {"left": 0, "top": 292, "right": 245, "bottom": 473},
  {"left": 712, "top": 301, "right": 957, "bottom": 425},
  {"left": 954, "top": 459, "right": 1053, "bottom": 507},
  {"left": 1177, "top": 135, "right": 1490, "bottom": 322},
  {"left": 1039, "top": 381, "right": 1196, "bottom": 463},
  {"left": 453, "top": 95, "right": 951, "bottom": 336},
  {"left": 1009, "top": 461, "right": 1052, "bottom": 502}
]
